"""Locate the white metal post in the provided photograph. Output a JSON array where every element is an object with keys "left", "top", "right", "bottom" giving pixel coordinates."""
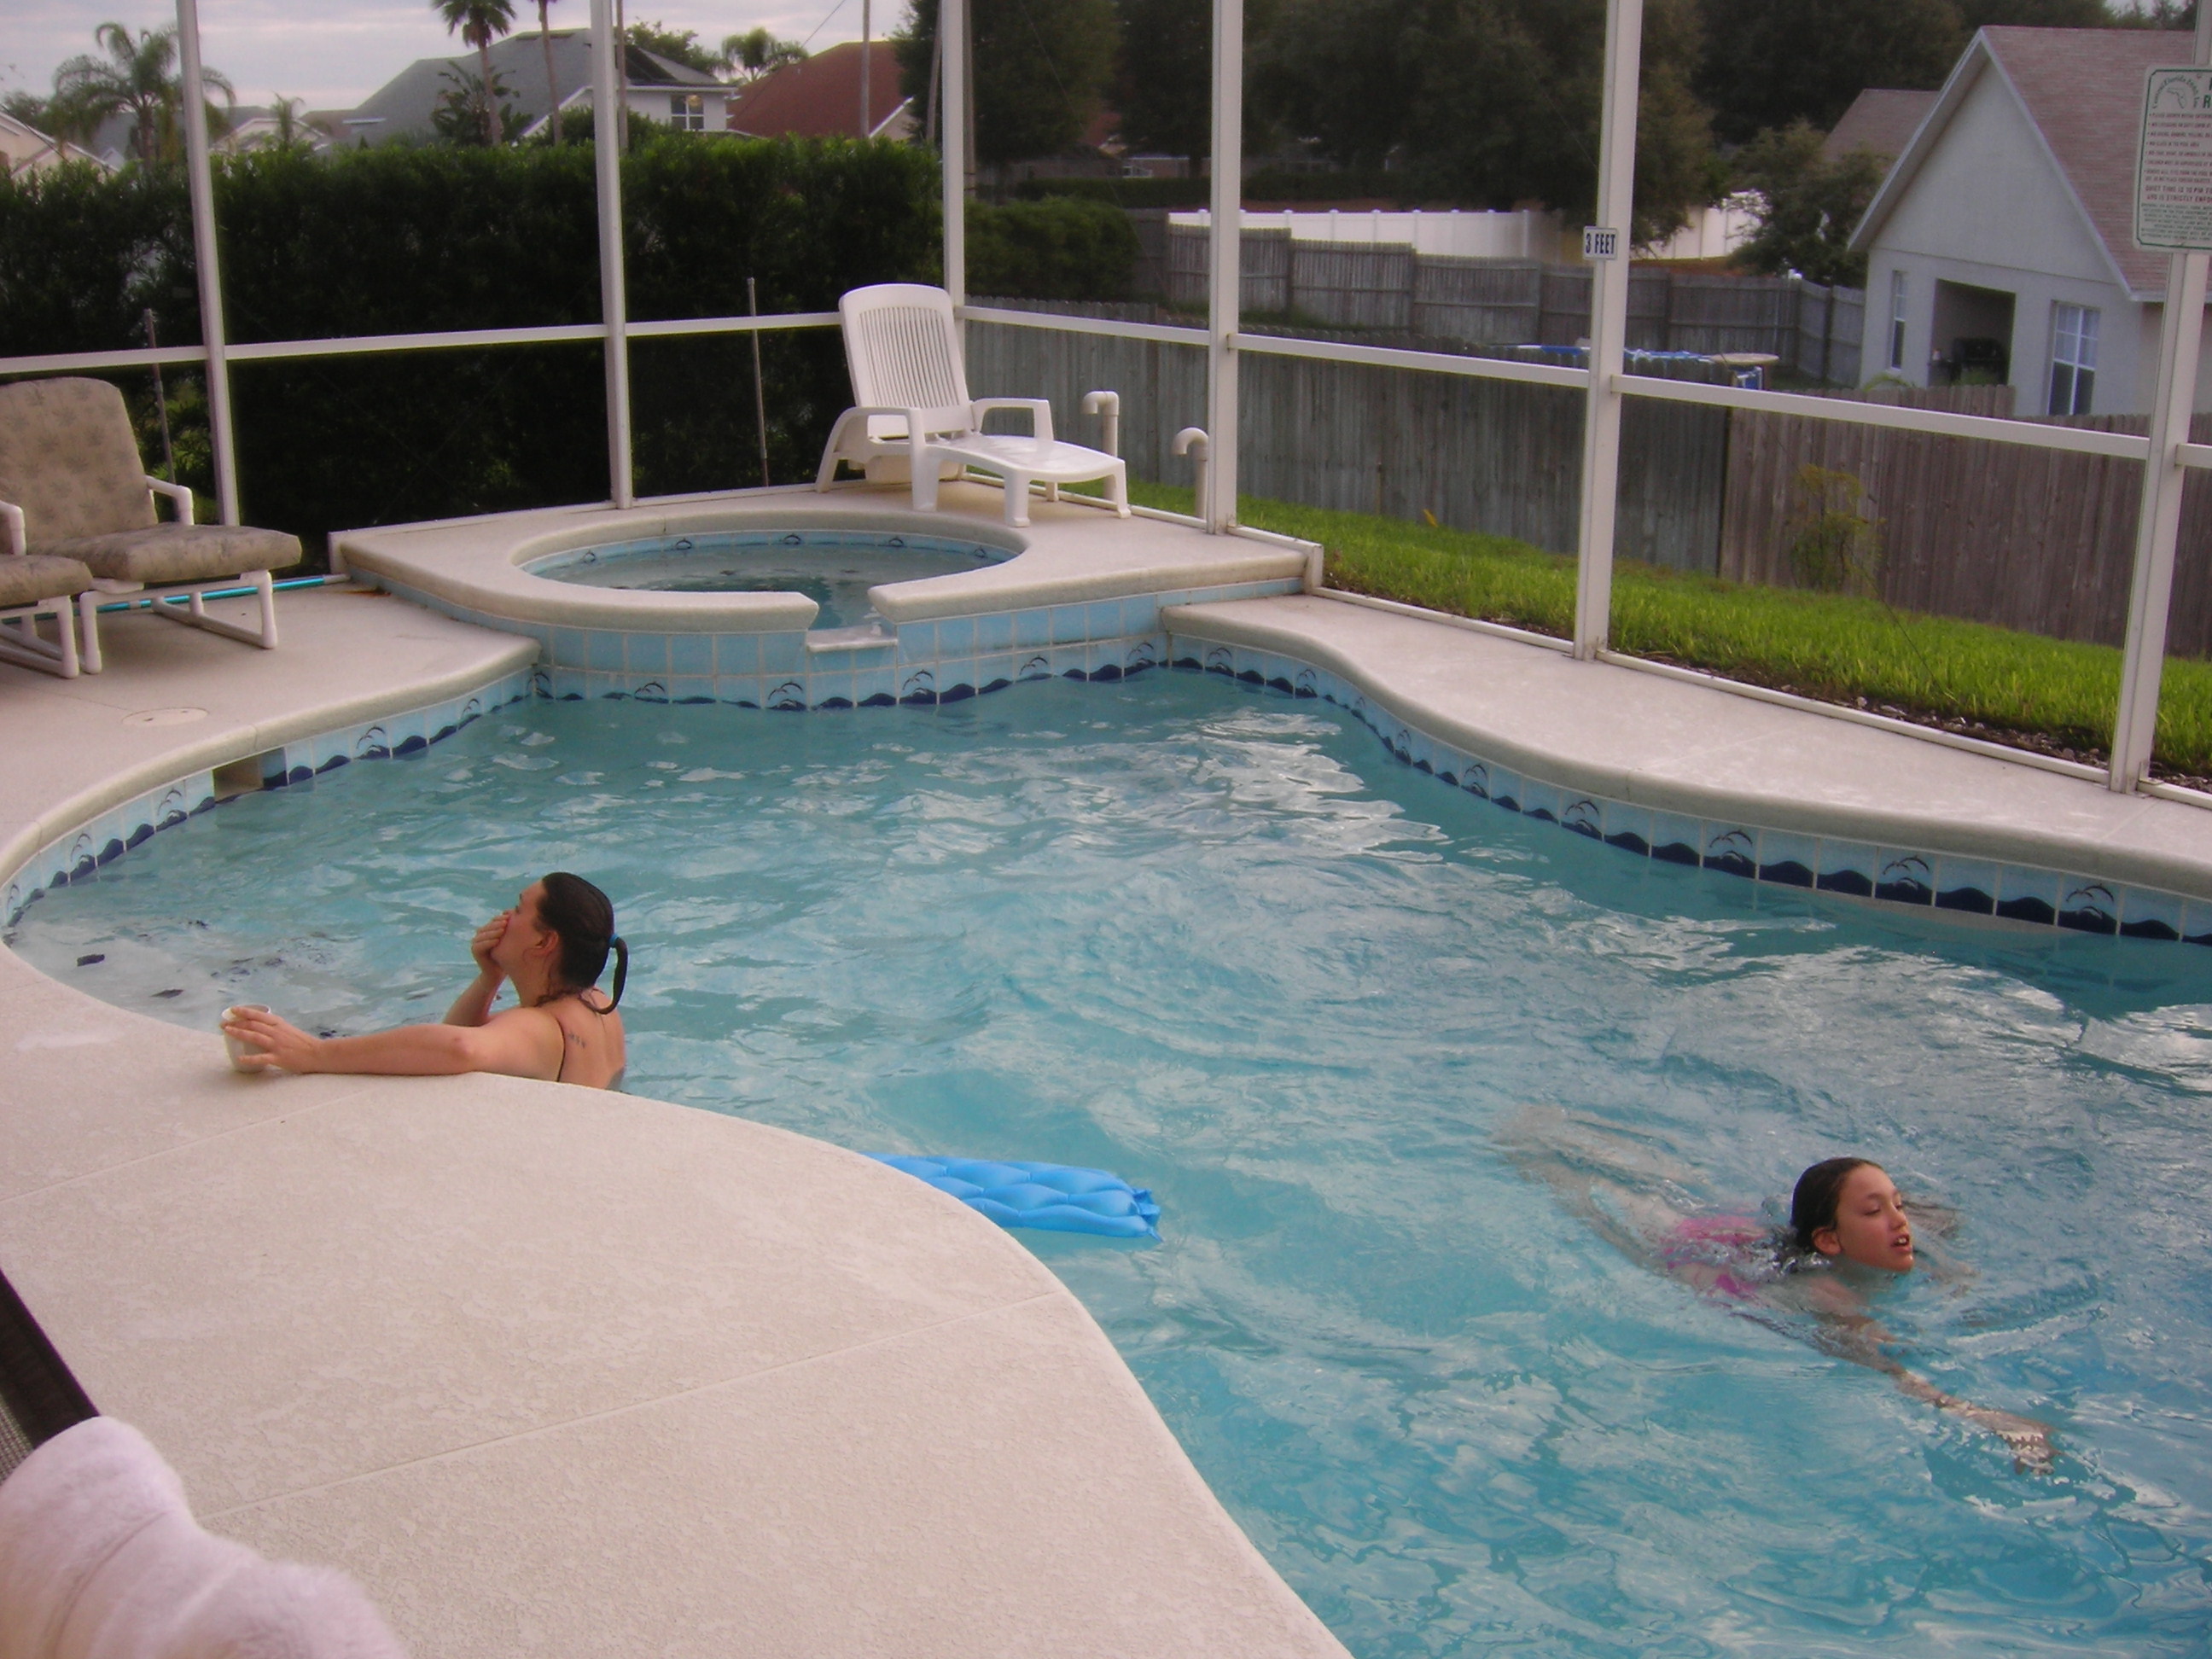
[
  {"left": 591, "top": 0, "right": 633, "bottom": 508},
  {"left": 941, "top": 0, "right": 967, "bottom": 306},
  {"left": 1205, "top": 0, "right": 1243, "bottom": 533},
  {"left": 860, "top": 0, "right": 872, "bottom": 137},
  {"left": 175, "top": 0, "right": 238, "bottom": 526},
  {"left": 2111, "top": 8, "right": 2212, "bottom": 791},
  {"left": 1570, "top": 0, "right": 1644, "bottom": 658}
]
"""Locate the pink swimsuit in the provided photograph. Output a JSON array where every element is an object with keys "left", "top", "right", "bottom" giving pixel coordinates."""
[{"left": 1660, "top": 1214, "right": 1778, "bottom": 1301}]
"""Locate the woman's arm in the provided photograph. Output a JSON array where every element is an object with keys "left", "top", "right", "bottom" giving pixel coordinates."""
[{"left": 222, "top": 1004, "right": 564, "bottom": 1081}]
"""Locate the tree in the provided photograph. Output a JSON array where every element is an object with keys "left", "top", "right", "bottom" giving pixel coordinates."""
[
  {"left": 896, "top": 0, "right": 1121, "bottom": 167},
  {"left": 1692, "top": 0, "right": 1962, "bottom": 145},
  {"left": 51, "top": 23, "right": 235, "bottom": 163},
  {"left": 434, "top": 63, "right": 528, "bottom": 144},
  {"left": 721, "top": 27, "right": 807, "bottom": 81},
  {"left": 625, "top": 20, "right": 721, "bottom": 74},
  {"left": 1954, "top": 0, "right": 2110, "bottom": 24},
  {"left": 1731, "top": 119, "right": 1886, "bottom": 283},
  {"left": 1256, "top": 0, "right": 1715, "bottom": 240},
  {"left": 1253, "top": 0, "right": 1419, "bottom": 172},
  {"left": 433, "top": 0, "right": 519, "bottom": 146},
  {"left": 535, "top": 0, "right": 562, "bottom": 143}
]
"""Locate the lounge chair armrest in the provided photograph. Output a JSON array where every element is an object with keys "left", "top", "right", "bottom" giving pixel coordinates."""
[
  {"left": 146, "top": 475, "right": 194, "bottom": 523},
  {"left": 0, "top": 500, "right": 21, "bottom": 558},
  {"left": 831, "top": 404, "right": 931, "bottom": 443},
  {"left": 971, "top": 398, "right": 1054, "bottom": 445}
]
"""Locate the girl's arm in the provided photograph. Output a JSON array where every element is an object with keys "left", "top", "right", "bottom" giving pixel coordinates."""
[
  {"left": 1797, "top": 1279, "right": 2056, "bottom": 1471},
  {"left": 222, "top": 1004, "right": 564, "bottom": 1081}
]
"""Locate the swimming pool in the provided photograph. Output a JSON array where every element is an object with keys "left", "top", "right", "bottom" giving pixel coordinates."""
[
  {"left": 12, "top": 672, "right": 2212, "bottom": 1656},
  {"left": 523, "top": 530, "right": 1013, "bottom": 631}
]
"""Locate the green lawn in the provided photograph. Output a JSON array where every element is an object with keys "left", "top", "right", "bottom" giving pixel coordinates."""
[{"left": 1114, "top": 480, "right": 2212, "bottom": 780}]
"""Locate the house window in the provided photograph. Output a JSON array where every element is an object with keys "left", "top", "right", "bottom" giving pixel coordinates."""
[
  {"left": 1888, "top": 270, "right": 1907, "bottom": 371},
  {"left": 2049, "top": 302, "right": 2098, "bottom": 416},
  {"left": 669, "top": 93, "right": 704, "bottom": 131}
]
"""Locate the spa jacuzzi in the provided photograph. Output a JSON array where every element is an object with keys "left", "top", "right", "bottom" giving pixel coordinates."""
[{"left": 523, "top": 529, "right": 1018, "bottom": 632}]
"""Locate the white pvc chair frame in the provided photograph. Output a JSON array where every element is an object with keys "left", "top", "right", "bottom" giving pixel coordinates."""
[
  {"left": 72, "top": 476, "right": 279, "bottom": 674},
  {"left": 0, "top": 500, "right": 93, "bottom": 679},
  {"left": 815, "top": 284, "right": 1128, "bottom": 528}
]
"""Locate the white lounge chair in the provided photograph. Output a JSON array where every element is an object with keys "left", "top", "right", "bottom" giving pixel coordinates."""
[
  {"left": 815, "top": 283, "right": 1129, "bottom": 528},
  {"left": 0, "top": 378, "right": 300, "bottom": 672}
]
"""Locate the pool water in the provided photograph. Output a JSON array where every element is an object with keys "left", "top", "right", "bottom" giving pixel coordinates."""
[
  {"left": 15, "top": 674, "right": 2212, "bottom": 1656},
  {"left": 525, "top": 532, "right": 1007, "bottom": 629}
]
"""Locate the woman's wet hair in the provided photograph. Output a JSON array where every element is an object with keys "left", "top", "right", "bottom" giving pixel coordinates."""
[
  {"left": 534, "top": 871, "right": 627, "bottom": 1008},
  {"left": 1790, "top": 1157, "right": 1876, "bottom": 1254}
]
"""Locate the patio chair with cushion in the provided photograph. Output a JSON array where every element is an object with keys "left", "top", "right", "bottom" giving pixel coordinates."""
[
  {"left": 815, "top": 283, "right": 1129, "bottom": 528},
  {"left": 0, "top": 545, "right": 94, "bottom": 678},
  {"left": 0, "top": 377, "right": 300, "bottom": 672}
]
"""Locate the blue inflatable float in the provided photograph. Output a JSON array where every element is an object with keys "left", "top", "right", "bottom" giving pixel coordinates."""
[{"left": 867, "top": 1155, "right": 1160, "bottom": 1239}]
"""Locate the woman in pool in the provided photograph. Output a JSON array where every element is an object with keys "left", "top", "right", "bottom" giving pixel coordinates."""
[
  {"left": 221, "top": 873, "right": 628, "bottom": 1090},
  {"left": 1499, "top": 1109, "right": 2056, "bottom": 1471}
]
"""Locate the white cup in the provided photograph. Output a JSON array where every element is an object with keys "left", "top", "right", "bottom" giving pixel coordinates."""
[{"left": 221, "top": 1004, "right": 271, "bottom": 1073}]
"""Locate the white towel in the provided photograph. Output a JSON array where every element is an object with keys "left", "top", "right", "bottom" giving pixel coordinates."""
[{"left": 0, "top": 1418, "right": 408, "bottom": 1659}]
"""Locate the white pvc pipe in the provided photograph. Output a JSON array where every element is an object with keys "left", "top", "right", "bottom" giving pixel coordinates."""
[
  {"left": 941, "top": 0, "right": 967, "bottom": 307},
  {"left": 2111, "top": 4, "right": 2212, "bottom": 792},
  {"left": 174, "top": 0, "right": 238, "bottom": 526},
  {"left": 1571, "top": 0, "right": 1643, "bottom": 659},
  {"left": 591, "top": 0, "right": 633, "bottom": 509},
  {"left": 1205, "top": 0, "right": 1243, "bottom": 534}
]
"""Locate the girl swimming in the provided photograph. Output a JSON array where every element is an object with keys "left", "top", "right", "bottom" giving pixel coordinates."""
[{"left": 1499, "top": 1109, "right": 2056, "bottom": 1471}]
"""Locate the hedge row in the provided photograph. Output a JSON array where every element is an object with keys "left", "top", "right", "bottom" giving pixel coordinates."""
[{"left": 0, "top": 137, "right": 1137, "bottom": 555}]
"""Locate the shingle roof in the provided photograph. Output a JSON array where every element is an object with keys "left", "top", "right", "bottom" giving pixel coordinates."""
[
  {"left": 1854, "top": 26, "right": 2195, "bottom": 298},
  {"left": 724, "top": 42, "right": 908, "bottom": 140},
  {"left": 1822, "top": 88, "right": 1936, "bottom": 163},
  {"left": 1985, "top": 25, "right": 2184, "bottom": 295},
  {"left": 339, "top": 30, "right": 719, "bottom": 144}
]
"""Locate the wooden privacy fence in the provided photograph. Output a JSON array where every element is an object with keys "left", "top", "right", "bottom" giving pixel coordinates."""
[
  {"left": 967, "top": 304, "right": 1725, "bottom": 570},
  {"left": 965, "top": 308, "right": 2212, "bottom": 654},
  {"left": 1155, "top": 225, "right": 1865, "bottom": 384},
  {"left": 1723, "top": 393, "right": 2212, "bottom": 656}
]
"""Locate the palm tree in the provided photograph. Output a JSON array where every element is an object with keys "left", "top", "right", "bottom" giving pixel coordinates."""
[
  {"left": 432, "top": 0, "right": 518, "bottom": 146},
  {"left": 535, "top": 0, "right": 562, "bottom": 143},
  {"left": 719, "top": 27, "right": 806, "bottom": 83},
  {"left": 52, "top": 22, "right": 234, "bottom": 162}
]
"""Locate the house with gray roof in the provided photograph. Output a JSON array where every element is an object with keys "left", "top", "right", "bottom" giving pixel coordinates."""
[
  {"left": 1821, "top": 88, "right": 1937, "bottom": 167},
  {"left": 333, "top": 30, "right": 720, "bottom": 147},
  {"left": 1850, "top": 25, "right": 2204, "bottom": 416}
]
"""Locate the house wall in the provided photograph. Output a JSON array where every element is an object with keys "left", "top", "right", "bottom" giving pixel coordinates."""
[{"left": 1863, "top": 62, "right": 2145, "bottom": 411}]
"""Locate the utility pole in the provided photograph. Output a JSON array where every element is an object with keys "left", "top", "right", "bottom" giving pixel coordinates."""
[{"left": 859, "top": 0, "right": 872, "bottom": 137}]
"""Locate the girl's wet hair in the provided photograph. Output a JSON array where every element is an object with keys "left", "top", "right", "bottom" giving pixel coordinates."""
[
  {"left": 535, "top": 871, "right": 627, "bottom": 1009},
  {"left": 1790, "top": 1156, "right": 1875, "bottom": 1254}
]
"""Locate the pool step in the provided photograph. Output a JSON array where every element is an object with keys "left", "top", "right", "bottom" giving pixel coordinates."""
[{"left": 806, "top": 623, "right": 895, "bottom": 655}]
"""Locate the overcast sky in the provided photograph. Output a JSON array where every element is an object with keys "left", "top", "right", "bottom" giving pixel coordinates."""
[{"left": 4, "top": 0, "right": 887, "bottom": 113}]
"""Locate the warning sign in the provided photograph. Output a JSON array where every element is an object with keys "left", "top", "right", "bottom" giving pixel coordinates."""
[{"left": 2138, "top": 67, "right": 2212, "bottom": 250}]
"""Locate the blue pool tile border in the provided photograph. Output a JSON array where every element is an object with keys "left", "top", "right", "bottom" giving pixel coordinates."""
[
  {"left": 2, "top": 672, "right": 534, "bottom": 928},
  {"left": 1171, "top": 641, "right": 2212, "bottom": 953},
  {"left": 369, "top": 572, "right": 1303, "bottom": 708},
  {"left": 13, "top": 596, "right": 2208, "bottom": 957}
]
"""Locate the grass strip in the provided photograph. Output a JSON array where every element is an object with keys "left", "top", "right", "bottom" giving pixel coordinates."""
[{"left": 1113, "top": 480, "right": 2212, "bottom": 780}]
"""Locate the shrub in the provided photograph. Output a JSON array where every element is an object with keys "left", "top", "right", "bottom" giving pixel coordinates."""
[
  {"left": 966, "top": 196, "right": 1138, "bottom": 301},
  {"left": 0, "top": 135, "right": 942, "bottom": 556}
]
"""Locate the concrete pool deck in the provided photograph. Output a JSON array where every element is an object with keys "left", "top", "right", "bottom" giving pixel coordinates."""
[{"left": 5, "top": 488, "right": 2212, "bottom": 1654}]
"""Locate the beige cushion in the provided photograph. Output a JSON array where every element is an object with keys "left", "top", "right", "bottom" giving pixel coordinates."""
[
  {"left": 44, "top": 524, "right": 301, "bottom": 585},
  {"left": 0, "top": 553, "right": 94, "bottom": 608},
  {"left": 0, "top": 379, "right": 157, "bottom": 544}
]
